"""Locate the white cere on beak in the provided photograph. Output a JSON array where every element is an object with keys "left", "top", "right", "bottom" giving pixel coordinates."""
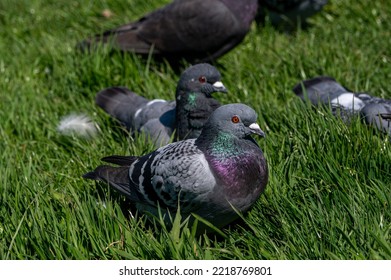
[
  {"left": 212, "top": 81, "right": 224, "bottom": 89},
  {"left": 249, "top": 123, "right": 261, "bottom": 131},
  {"left": 249, "top": 122, "right": 266, "bottom": 137},
  {"left": 331, "top": 93, "right": 365, "bottom": 111}
]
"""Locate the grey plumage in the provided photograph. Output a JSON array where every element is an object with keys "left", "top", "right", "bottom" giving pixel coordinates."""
[
  {"left": 293, "top": 76, "right": 391, "bottom": 136},
  {"left": 293, "top": 76, "right": 352, "bottom": 106},
  {"left": 258, "top": 0, "right": 328, "bottom": 26},
  {"left": 360, "top": 102, "right": 391, "bottom": 135},
  {"left": 96, "top": 63, "right": 227, "bottom": 146},
  {"left": 83, "top": 103, "right": 268, "bottom": 232},
  {"left": 78, "top": 0, "right": 259, "bottom": 63}
]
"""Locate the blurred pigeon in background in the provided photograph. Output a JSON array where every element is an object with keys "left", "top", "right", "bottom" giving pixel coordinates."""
[
  {"left": 78, "top": 0, "right": 259, "bottom": 63},
  {"left": 293, "top": 76, "right": 391, "bottom": 136},
  {"left": 358, "top": 95, "right": 391, "bottom": 136},
  {"left": 258, "top": 0, "right": 328, "bottom": 27},
  {"left": 83, "top": 103, "right": 268, "bottom": 232},
  {"left": 96, "top": 63, "right": 227, "bottom": 146},
  {"left": 293, "top": 76, "right": 363, "bottom": 111}
]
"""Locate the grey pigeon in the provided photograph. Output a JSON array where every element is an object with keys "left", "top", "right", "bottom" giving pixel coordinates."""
[
  {"left": 293, "top": 76, "right": 391, "bottom": 136},
  {"left": 360, "top": 101, "right": 391, "bottom": 136},
  {"left": 78, "top": 0, "right": 259, "bottom": 63},
  {"left": 258, "top": 0, "right": 328, "bottom": 27},
  {"left": 96, "top": 63, "right": 227, "bottom": 146},
  {"left": 293, "top": 76, "right": 361, "bottom": 108},
  {"left": 83, "top": 103, "right": 268, "bottom": 232}
]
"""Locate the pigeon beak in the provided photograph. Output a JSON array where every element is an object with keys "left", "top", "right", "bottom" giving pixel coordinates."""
[
  {"left": 212, "top": 81, "right": 227, "bottom": 93},
  {"left": 248, "top": 123, "right": 266, "bottom": 137}
]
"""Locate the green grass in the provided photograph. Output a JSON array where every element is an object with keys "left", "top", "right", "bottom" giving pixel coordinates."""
[{"left": 1, "top": 0, "right": 390, "bottom": 260}]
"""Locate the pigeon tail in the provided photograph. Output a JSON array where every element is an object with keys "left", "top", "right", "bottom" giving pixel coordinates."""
[
  {"left": 78, "top": 21, "right": 154, "bottom": 54},
  {"left": 293, "top": 76, "right": 352, "bottom": 106},
  {"left": 102, "top": 155, "right": 139, "bottom": 166},
  {"left": 96, "top": 86, "right": 149, "bottom": 130},
  {"left": 83, "top": 165, "right": 138, "bottom": 201},
  {"left": 292, "top": 76, "right": 336, "bottom": 96}
]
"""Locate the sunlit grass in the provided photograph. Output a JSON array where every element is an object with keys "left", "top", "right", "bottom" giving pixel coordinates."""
[{"left": 0, "top": 0, "right": 390, "bottom": 259}]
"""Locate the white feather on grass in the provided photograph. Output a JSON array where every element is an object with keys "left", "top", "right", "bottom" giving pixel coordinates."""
[{"left": 57, "top": 113, "right": 99, "bottom": 138}]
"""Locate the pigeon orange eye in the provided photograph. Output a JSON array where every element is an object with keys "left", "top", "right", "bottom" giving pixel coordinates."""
[
  {"left": 198, "top": 76, "right": 207, "bottom": 83},
  {"left": 231, "top": 116, "right": 240, "bottom": 123}
]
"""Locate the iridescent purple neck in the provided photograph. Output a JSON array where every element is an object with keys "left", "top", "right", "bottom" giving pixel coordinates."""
[
  {"left": 208, "top": 152, "right": 266, "bottom": 203},
  {"left": 209, "top": 154, "right": 253, "bottom": 184}
]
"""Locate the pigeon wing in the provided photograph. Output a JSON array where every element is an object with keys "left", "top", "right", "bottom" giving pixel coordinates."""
[
  {"left": 128, "top": 139, "right": 216, "bottom": 211},
  {"left": 136, "top": 0, "right": 244, "bottom": 60}
]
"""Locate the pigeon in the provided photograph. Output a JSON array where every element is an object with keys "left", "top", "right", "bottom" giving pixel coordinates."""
[
  {"left": 293, "top": 76, "right": 391, "bottom": 136},
  {"left": 78, "top": 0, "right": 259, "bottom": 63},
  {"left": 96, "top": 63, "right": 227, "bottom": 146},
  {"left": 360, "top": 101, "right": 391, "bottom": 136},
  {"left": 293, "top": 76, "right": 364, "bottom": 108},
  {"left": 258, "top": 0, "right": 328, "bottom": 27},
  {"left": 83, "top": 103, "right": 268, "bottom": 232}
]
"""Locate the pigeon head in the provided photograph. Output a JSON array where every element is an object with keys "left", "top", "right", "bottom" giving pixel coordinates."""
[
  {"left": 361, "top": 103, "right": 391, "bottom": 135},
  {"left": 201, "top": 103, "right": 265, "bottom": 139},
  {"left": 176, "top": 63, "right": 227, "bottom": 99},
  {"left": 196, "top": 103, "right": 266, "bottom": 157},
  {"left": 175, "top": 63, "right": 228, "bottom": 140}
]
